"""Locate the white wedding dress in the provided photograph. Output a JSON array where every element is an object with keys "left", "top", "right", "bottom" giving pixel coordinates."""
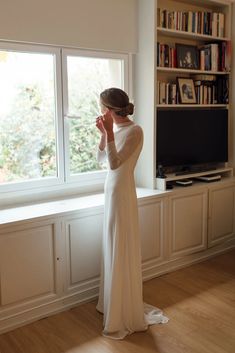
[{"left": 96, "top": 121, "right": 168, "bottom": 339}]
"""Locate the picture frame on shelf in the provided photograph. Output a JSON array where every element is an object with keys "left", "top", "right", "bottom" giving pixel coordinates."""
[
  {"left": 177, "top": 77, "right": 197, "bottom": 104},
  {"left": 176, "top": 44, "right": 199, "bottom": 70}
]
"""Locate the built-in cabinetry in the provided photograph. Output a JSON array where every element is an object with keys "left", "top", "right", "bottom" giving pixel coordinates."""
[
  {"left": 139, "top": 197, "right": 166, "bottom": 271},
  {"left": 168, "top": 187, "right": 208, "bottom": 259},
  {"left": 208, "top": 181, "right": 235, "bottom": 247},
  {"left": 63, "top": 210, "right": 103, "bottom": 302},
  {"left": 0, "top": 218, "right": 63, "bottom": 332},
  {"left": 0, "top": 181, "right": 235, "bottom": 334}
]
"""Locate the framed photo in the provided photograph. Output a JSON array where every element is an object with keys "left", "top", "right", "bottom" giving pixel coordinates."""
[
  {"left": 177, "top": 77, "right": 196, "bottom": 104},
  {"left": 176, "top": 44, "right": 199, "bottom": 70}
]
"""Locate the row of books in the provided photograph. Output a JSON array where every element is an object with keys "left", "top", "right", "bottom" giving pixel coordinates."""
[
  {"left": 157, "top": 81, "right": 177, "bottom": 104},
  {"left": 194, "top": 82, "right": 220, "bottom": 105},
  {"left": 157, "top": 43, "right": 176, "bottom": 68},
  {"left": 157, "top": 76, "right": 229, "bottom": 105},
  {"left": 157, "top": 41, "right": 231, "bottom": 72},
  {"left": 158, "top": 9, "right": 225, "bottom": 37},
  {"left": 199, "top": 42, "right": 231, "bottom": 72}
]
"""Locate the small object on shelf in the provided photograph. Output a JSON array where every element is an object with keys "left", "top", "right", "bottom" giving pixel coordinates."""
[
  {"left": 195, "top": 175, "right": 222, "bottom": 182},
  {"left": 177, "top": 77, "right": 197, "bottom": 104},
  {"left": 166, "top": 181, "right": 174, "bottom": 190},
  {"left": 176, "top": 43, "right": 199, "bottom": 69},
  {"left": 176, "top": 179, "right": 193, "bottom": 186},
  {"left": 156, "top": 177, "right": 167, "bottom": 191},
  {"left": 157, "top": 164, "right": 166, "bottom": 178}
]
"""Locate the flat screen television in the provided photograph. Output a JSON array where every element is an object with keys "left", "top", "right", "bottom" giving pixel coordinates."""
[{"left": 156, "top": 109, "right": 228, "bottom": 172}]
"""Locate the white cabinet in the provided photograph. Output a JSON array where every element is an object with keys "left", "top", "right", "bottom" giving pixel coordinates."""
[
  {"left": 139, "top": 198, "right": 166, "bottom": 265},
  {"left": 64, "top": 210, "right": 103, "bottom": 295},
  {"left": 0, "top": 219, "right": 61, "bottom": 309},
  {"left": 1, "top": 182, "right": 235, "bottom": 333},
  {"left": 208, "top": 183, "right": 235, "bottom": 247},
  {"left": 168, "top": 188, "right": 208, "bottom": 259}
]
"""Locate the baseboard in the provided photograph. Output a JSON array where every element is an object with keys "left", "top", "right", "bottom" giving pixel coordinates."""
[
  {"left": 0, "top": 287, "right": 98, "bottom": 335},
  {"left": 142, "top": 240, "right": 235, "bottom": 281}
]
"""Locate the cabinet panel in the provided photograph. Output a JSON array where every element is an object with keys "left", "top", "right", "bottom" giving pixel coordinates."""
[
  {"left": 208, "top": 185, "right": 235, "bottom": 247},
  {"left": 139, "top": 199, "right": 164, "bottom": 262},
  {"left": 65, "top": 212, "right": 103, "bottom": 290},
  {"left": 0, "top": 224, "right": 57, "bottom": 306},
  {"left": 169, "top": 190, "right": 207, "bottom": 258}
]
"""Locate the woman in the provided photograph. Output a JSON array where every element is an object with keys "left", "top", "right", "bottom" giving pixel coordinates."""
[{"left": 96, "top": 88, "right": 168, "bottom": 340}]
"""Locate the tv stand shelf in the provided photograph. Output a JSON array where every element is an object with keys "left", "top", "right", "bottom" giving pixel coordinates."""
[{"left": 156, "top": 167, "right": 233, "bottom": 191}]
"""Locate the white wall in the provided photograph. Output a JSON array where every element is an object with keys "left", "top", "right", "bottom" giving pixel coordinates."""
[{"left": 0, "top": 0, "right": 137, "bottom": 52}]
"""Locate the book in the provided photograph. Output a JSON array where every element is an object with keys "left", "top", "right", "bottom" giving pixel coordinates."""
[
  {"left": 218, "top": 13, "right": 224, "bottom": 37},
  {"left": 159, "top": 82, "right": 166, "bottom": 104},
  {"left": 158, "top": 9, "right": 225, "bottom": 37}
]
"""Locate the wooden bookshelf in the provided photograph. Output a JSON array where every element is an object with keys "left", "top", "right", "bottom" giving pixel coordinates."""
[
  {"left": 134, "top": 0, "right": 234, "bottom": 190},
  {"left": 157, "top": 67, "right": 230, "bottom": 75},
  {"left": 157, "top": 104, "right": 228, "bottom": 108},
  {"left": 157, "top": 26, "right": 230, "bottom": 42}
]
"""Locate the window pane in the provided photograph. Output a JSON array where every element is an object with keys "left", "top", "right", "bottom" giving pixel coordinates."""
[
  {"left": 0, "top": 50, "right": 57, "bottom": 184},
  {"left": 67, "top": 56, "right": 123, "bottom": 174}
]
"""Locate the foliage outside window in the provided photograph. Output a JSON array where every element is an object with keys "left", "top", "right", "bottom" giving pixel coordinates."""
[
  {"left": 0, "top": 51, "right": 57, "bottom": 183},
  {"left": 0, "top": 46, "right": 126, "bottom": 190},
  {"left": 66, "top": 55, "right": 123, "bottom": 175}
]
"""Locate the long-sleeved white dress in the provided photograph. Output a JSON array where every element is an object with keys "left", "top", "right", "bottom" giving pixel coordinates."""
[{"left": 96, "top": 121, "right": 168, "bottom": 340}]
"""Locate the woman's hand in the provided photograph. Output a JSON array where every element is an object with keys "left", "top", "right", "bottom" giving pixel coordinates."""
[
  {"left": 96, "top": 111, "right": 114, "bottom": 145},
  {"left": 96, "top": 116, "right": 106, "bottom": 135},
  {"left": 102, "top": 111, "right": 114, "bottom": 143},
  {"left": 101, "top": 111, "right": 113, "bottom": 133}
]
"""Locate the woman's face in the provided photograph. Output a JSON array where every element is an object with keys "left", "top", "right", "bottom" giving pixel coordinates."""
[{"left": 99, "top": 100, "right": 109, "bottom": 115}]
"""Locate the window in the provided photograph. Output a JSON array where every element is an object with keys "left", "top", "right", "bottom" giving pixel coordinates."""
[
  {"left": 0, "top": 43, "right": 129, "bottom": 195},
  {"left": 0, "top": 45, "right": 63, "bottom": 190},
  {"left": 62, "top": 49, "right": 127, "bottom": 184}
]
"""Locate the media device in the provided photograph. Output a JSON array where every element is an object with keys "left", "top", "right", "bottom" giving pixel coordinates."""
[
  {"left": 156, "top": 108, "right": 228, "bottom": 173},
  {"left": 195, "top": 175, "right": 222, "bottom": 182},
  {"left": 176, "top": 179, "right": 193, "bottom": 186}
]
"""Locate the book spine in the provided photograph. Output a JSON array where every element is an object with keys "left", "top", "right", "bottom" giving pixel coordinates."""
[
  {"left": 212, "top": 13, "right": 217, "bottom": 37},
  {"left": 225, "top": 40, "right": 231, "bottom": 72},
  {"left": 211, "top": 44, "right": 219, "bottom": 72},
  {"left": 157, "top": 81, "right": 160, "bottom": 104},
  {"left": 172, "top": 84, "right": 177, "bottom": 104},
  {"left": 159, "top": 82, "right": 166, "bottom": 104},
  {"left": 200, "top": 50, "right": 205, "bottom": 71},
  {"left": 218, "top": 13, "right": 224, "bottom": 38},
  {"left": 188, "top": 11, "right": 193, "bottom": 32}
]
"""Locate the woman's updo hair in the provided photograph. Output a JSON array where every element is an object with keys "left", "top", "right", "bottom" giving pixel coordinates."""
[{"left": 100, "top": 88, "right": 134, "bottom": 117}]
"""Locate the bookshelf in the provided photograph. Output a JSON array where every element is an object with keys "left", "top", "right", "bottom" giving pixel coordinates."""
[
  {"left": 157, "top": 104, "right": 228, "bottom": 108},
  {"left": 157, "top": 26, "right": 230, "bottom": 41},
  {"left": 135, "top": 0, "right": 234, "bottom": 190},
  {"left": 157, "top": 67, "right": 228, "bottom": 74}
]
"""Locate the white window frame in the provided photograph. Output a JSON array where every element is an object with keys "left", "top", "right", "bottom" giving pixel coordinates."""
[
  {"left": 61, "top": 48, "right": 129, "bottom": 186},
  {"left": 0, "top": 42, "right": 131, "bottom": 200},
  {"left": 0, "top": 42, "right": 65, "bottom": 193}
]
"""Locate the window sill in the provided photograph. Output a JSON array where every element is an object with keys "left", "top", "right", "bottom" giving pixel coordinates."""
[{"left": 0, "top": 188, "right": 165, "bottom": 226}]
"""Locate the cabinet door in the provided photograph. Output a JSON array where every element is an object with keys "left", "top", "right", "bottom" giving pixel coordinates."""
[
  {"left": 168, "top": 189, "right": 208, "bottom": 259},
  {"left": 64, "top": 211, "right": 103, "bottom": 294},
  {"left": 0, "top": 220, "right": 60, "bottom": 309},
  {"left": 208, "top": 184, "right": 235, "bottom": 248},
  {"left": 139, "top": 198, "right": 165, "bottom": 264}
]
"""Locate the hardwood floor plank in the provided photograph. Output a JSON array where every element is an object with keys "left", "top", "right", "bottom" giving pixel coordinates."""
[{"left": 0, "top": 249, "right": 234, "bottom": 353}]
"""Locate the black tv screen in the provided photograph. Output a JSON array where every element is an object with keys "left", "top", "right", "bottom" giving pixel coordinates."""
[{"left": 157, "top": 109, "right": 228, "bottom": 168}]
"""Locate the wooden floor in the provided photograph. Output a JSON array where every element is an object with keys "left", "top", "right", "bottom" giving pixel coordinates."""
[{"left": 0, "top": 249, "right": 235, "bottom": 353}]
